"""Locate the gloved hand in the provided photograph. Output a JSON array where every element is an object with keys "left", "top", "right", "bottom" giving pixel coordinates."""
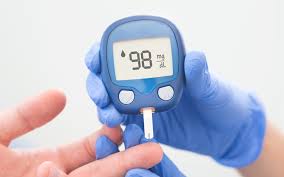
[
  {"left": 85, "top": 43, "right": 266, "bottom": 167},
  {"left": 124, "top": 124, "right": 185, "bottom": 177}
]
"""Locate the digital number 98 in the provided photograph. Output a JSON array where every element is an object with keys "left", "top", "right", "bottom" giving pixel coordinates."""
[{"left": 129, "top": 50, "right": 152, "bottom": 70}]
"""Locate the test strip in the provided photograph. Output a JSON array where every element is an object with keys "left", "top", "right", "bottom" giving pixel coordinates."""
[{"left": 142, "top": 107, "right": 154, "bottom": 139}]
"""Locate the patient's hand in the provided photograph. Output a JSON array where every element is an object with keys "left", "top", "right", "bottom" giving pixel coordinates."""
[{"left": 0, "top": 90, "right": 162, "bottom": 177}]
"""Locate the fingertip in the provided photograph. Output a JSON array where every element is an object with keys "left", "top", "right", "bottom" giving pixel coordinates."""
[
  {"left": 44, "top": 89, "right": 67, "bottom": 110},
  {"left": 184, "top": 51, "right": 208, "bottom": 81},
  {"left": 148, "top": 142, "right": 164, "bottom": 165},
  {"left": 85, "top": 43, "right": 101, "bottom": 73},
  {"left": 37, "top": 161, "right": 52, "bottom": 177},
  {"left": 22, "top": 89, "right": 67, "bottom": 126},
  {"left": 98, "top": 105, "right": 124, "bottom": 128},
  {"left": 95, "top": 135, "right": 118, "bottom": 160},
  {"left": 37, "top": 161, "right": 66, "bottom": 177},
  {"left": 123, "top": 124, "right": 144, "bottom": 148}
]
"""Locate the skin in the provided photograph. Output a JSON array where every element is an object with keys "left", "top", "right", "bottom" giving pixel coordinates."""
[
  {"left": 0, "top": 90, "right": 163, "bottom": 177},
  {"left": 239, "top": 122, "right": 284, "bottom": 177}
]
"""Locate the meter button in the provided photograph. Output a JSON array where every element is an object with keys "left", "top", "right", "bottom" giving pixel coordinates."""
[
  {"left": 119, "top": 90, "right": 134, "bottom": 104},
  {"left": 158, "top": 86, "right": 174, "bottom": 101}
]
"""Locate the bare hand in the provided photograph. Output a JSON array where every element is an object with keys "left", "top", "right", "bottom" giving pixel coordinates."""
[{"left": 0, "top": 90, "right": 162, "bottom": 177}]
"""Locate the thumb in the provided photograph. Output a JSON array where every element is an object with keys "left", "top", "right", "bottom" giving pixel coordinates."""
[
  {"left": 37, "top": 161, "right": 68, "bottom": 177},
  {"left": 185, "top": 51, "right": 231, "bottom": 107},
  {"left": 95, "top": 135, "right": 118, "bottom": 160}
]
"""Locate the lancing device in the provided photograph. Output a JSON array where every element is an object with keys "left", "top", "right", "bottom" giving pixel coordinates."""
[{"left": 100, "top": 16, "right": 185, "bottom": 139}]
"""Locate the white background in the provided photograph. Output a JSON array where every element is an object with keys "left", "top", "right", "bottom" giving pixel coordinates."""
[{"left": 0, "top": 0, "right": 283, "bottom": 176}]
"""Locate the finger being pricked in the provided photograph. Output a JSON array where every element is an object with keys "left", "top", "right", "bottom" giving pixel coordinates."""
[
  {"left": 37, "top": 142, "right": 162, "bottom": 177},
  {"left": 68, "top": 142, "right": 163, "bottom": 177}
]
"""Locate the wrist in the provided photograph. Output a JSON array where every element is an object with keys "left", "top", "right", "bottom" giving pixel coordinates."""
[
  {"left": 214, "top": 93, "right": 266, "bottom": 168},
  {"left": 239, "top": 123, "right": 284, "bottom": 177}
]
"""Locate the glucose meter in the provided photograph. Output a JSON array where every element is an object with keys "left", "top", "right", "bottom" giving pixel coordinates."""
[{"left": 100, "top": 16, "right": 185, "bottom": 139}]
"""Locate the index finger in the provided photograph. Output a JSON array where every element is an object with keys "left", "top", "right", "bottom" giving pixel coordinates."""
[
  {"left": 0, "top": 89, "right": 66, "bottom": 145},
  {"left": 69, "top": 142, "right": 163, "bottom": 177}
]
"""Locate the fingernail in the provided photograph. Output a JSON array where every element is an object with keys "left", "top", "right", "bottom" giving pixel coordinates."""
[
  {"left": 48, "top": 167, "right": 65, "bottom": 177},
  {"left": 37, "top": 163, "right": 62, "bottom": 177}
]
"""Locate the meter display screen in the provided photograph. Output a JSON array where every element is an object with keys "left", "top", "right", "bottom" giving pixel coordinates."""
[{"left": 113, "top": 37, "right": 173, "bottom": 81}]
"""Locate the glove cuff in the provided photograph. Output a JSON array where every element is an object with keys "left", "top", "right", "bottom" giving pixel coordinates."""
[{"left": 214, "top": 94, "right": 266, "bottom": 168}]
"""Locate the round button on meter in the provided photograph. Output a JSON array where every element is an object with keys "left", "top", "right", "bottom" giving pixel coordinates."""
[
  {"left": 158, "top": 86, "right": 174, "bottom": 101},
  {"left": 99, "top": 16, "right": 185, "bottom": 139},
  {"left": 119, "top": 90, "right": 135, "bottom": 105}
]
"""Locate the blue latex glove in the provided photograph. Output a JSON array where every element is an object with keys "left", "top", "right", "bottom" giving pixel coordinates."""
[
  {"left": 95, "top": 135, "right": 119, "bottom": 160},
  {"left": 124, "top": 124, "right": 185, "bottom": 177},
  {"left": 86, "top": 44, "right": 266, "bottom": 167}
]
